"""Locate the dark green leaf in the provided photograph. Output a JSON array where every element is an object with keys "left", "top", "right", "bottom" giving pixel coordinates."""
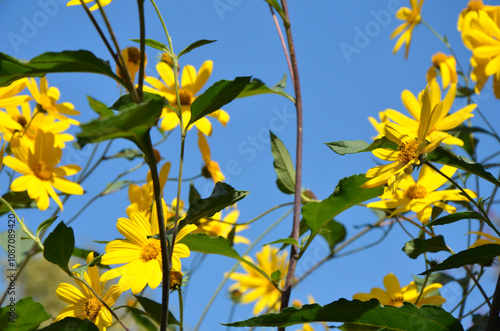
[
  {"left": 270, "top": 131, "right": 295, "bottom": 194},
  {"left": 224, "top": 299, "right": 463, "bottom": 330},
  {"left": 110, "top": 149, "right": 143, "bottom": 161},
  {"left": 36, "top": 216, "right": 58, "bottom": 238},
  {"left": 181, "top": 233, "right": 273, "bottom": 283},
  {"left": 426, "top": 211, "right": 485, "bottom": 227},
  {"left": 189, "top": 76, "right": 251, "bottom": 127},
  {"left": 302, "top": 174, "right": 384, "bottom": 235},
  {"left": 71, "top": 247, "right": 109, "bottom": 269},
  {"left": 421, "top": 244, "right": 500, "bottom": 275},
  {"left": 265, "top": 238, "right": 299, "bottom": 247},
  {"left": 469, "top": 314, "right": 488, "bottom": 331},
  {"left": 412, "top": 273, "right": 455, "bottom": 293},
  {"left": 134, "top": 295, "right": 179, "bottom": 326},
  {"left": 403, "top": 236, "right": 450, "bottom": 259},
  {"left": 237, "top": 75, "right": 295, "bottom": 103},
  {"left": 0, "top": 50, "right": 125, "bottom": 87},
  {"left": 129, "top": 307, "right": 157, "bottom": 331},
  {"left": 43, "top": 221, "right": 74, "bottom": 275},
  {"left": 0, "top": 297, "right": 50, "bottom": 331},
  {"left": 189, "top": 182, "right": 201, "bottom": 206},
  {"left": 37, "top": 317, "right": 99, "bottom": 330},
  {"left": 87, "top": 96, "right": 113, "bottom": 117},
  {"left": 326, "top": 137, "right": 396, "bottom": 156},
  {"left": 77, "top": 92, "right": 166, "bottom": 152},
  {"left": 318, "top": 219, "right": 346, "bottom": 253},
  {"left": 179, "top": 182, "right": 248, "bottom": 230},
  {"left": 178, "top": 39, "right": 216, "bottom": 58},
  {"left": 456, "top": 86, "right": 475, "bottom": 97},
  {"left": 0, "top": 191, "right": 36, "bottom": 216},
  {"left": 131, "top": 38, "right": 169, "bottom": 53},
  {"left": 426, "top": 146, "right": 500, "bottom": 186}
]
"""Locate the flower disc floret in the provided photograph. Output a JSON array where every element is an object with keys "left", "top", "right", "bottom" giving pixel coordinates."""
[
  {"left": 405, "top": 184, "right": 427, "bottom": 200},
  {"left": 82, "top": 297, "right": 101, "bottom": 320},
  {"left": 141, "top": 240, "right": 161, "bottom": 261},
  {"left": 397, "top": 139, "right": 419, "bottom": 164}
]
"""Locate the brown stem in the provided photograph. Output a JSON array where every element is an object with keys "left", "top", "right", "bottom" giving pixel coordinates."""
[
  {"left": 276, "top": 0, "right": 303, "bottom": 325},
  {"left": 486, "top": 271, "right": 500, "bottom": 330},
  {"left": 268, "top": 5, "right": 294, "bottom": 89}
]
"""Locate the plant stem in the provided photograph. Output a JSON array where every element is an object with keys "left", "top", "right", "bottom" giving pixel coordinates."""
[
  {"left": 486, "top": 271, "right": 500, "bottom": 330},
  {"left": 178, "top": 290, "right": 184, "bottom": 331},
  {"left": 0, "top": 197, "right": 43, "bottom": 250},
  {"left": 137, "top": 0, "right": 146, "bottom": 100},
  {"left": 277, "top": 0, "right": 303, "bottom": 320},
  {"left": 268, "top": 5, "right": 294, "bottom": 88}
]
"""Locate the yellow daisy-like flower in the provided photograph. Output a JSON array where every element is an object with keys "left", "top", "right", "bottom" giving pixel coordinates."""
[
  {"left": 26, "top": 77, "right": 80, "bottom": 125},
  {"left": 362, "top": 84, "right": 442, "bottom": 191},
  {"left": 55, "top": 252, "right": 122, "bottom": 331},
  {"left": 469, "top": 231, "right": 500, "bottom": 260},
  {"left": 391, "top": 0, "right": 424, "bottom": 58},
  {"left": 463, "top": 13, "right": 500, "bottom": 98},
  {"left": 194, "top": 209, "right": 249, "bottom": 244},
  {"left": 368, "top": 111, "right": 390, "bottom": 140},
  {"left": 144, "top": 60, "right": 229, "bottom": 136},
  {"left": 0, "top": 78, "right": 31, "bottom": 109},
  {"left": 367, "top": 164, "right": 477, "bottom": 224},
  {"left": 426, "top": 53, "right": 458, "bottom": 89},
  {"left": 126, "top": 162, "right": 170, "bottom": 219},
  {"left": 100, "top": 201, "right": 197, "bottom": 294},
  {"left": 197, "top": 130, "right": 225, "bottom": 183},
  {"left": 66, "top": 0, "right": 113, "bottom": 11},
  {"left": 0, "top": 102, "right": 74, "bottom": 148},
  {"left": 3, "top": 131, "right": 83, "bottom": 211},
  {"left": 458, "top": 0, "right": 500, "bottom": 43},
  {"left": 383, "top": 81, "right": 476, "bottom": 147},
  {"left": 353, "top": 273, "right": 446, "bottom": 307},
  {"left": 228, "top": 245, "right": 288, "bottom": 315},
  {"left": 117, "top": 47, "right": 146, "bottom": 85}
]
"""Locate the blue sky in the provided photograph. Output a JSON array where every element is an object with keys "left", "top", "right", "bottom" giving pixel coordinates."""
[{"left": 1, "top": 0, "right": 500, "bottom": 330}]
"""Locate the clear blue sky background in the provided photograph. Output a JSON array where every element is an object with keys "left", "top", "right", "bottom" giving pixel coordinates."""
[{"left": 1, "top": 0, "right": 500, "bottom": 330}]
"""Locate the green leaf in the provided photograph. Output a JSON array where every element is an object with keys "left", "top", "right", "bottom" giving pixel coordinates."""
[
  {"left": 426, "top": 211, "right": 485, "bottom": 227},
  {"left": 318, "top": 219, "right": 346, "bottom": 253},
  {"left": 37, "top": 317, "right": 99, "bottom": 330},
  {"left": 224, "top": 299, "right": 463, "bottom": 330},
  {"left": 189, "top": 76, "right": 251, "bottom": 127},
  {"left": 178, "top": 39, "right": 216, "bottom": 58},
  {"left": 270, "top": 131, "right": 295, "bottom": 194},
  {"left": 0, "top": 50, "right": 126, "bottom": 87},
  {"left": 87, "top": 95, "right": 113, "bottom": 118},
  {"left": 265, "top": 238, "right": 299, "bottom": 247},
  {"left": 134, "top": 295, "right": 179, "bottom": 326},
  {"left": 129, "top": 307, "right": 157, "bottom": 331},
  {"left": 264, "top": 0, "right": 283, "bottom": 13},
  {"left": 325, "top": 137, "right": 397, "bottom": 156},
  {"left": 237, "top": 75, "right": 295, "bottom": 103},
  {"left": 181, "top": 233, "right": 274, "bottom": 284},
  {"left": 302, "top": 174, "right": 384, "bottom": 235},
  {"left": 456, "top": 86, "right": 475, "bottom": 98},
  {"left": 0, "top": 191, "right": 36, "bottom": 216},
  {"left": 403, "top": 236, "right": 450, "bottom": 259},
  {"left": 109, "top": 149, "right": 143, "bottom": 161},
  {"left": 36, "top": 216, "right": 58, "bottom": 239},
  {"left": 271, "top": 270, "right": 282, "bottom": 284},
  {"left": 427, "top": 146, "right": 500, "bottom": 186},
  {"left": 412, "top": 273, "right": 455, "bottom": 293},
  {"left": 43, "top": 221, "right": 74, "bottom": 275},
  {"left": 189, "top": 182, "right": 201, "bottom": 206},
  {"left": 77, "top": 92, "right": 166, "bottom": 156},
  {"left": 179, "top": 182, "right": 248, "bottom": 230},
  {"left": 131, "top": 38, "right": 169, "bottom": 53},
  {"left": 0, "top": 297, "right": 50, "bottom": 331},
  {"left": 421, "top": 244, "right": 500, "bottom": 275},
  {"left": 71, "top": 254, "right": 103, "bottom": 279}
]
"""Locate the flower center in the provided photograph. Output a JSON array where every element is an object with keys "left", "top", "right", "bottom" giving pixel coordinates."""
[
  {"left": 432, "top": 52, "right": 448, "bottom": 67},
  {"left": 408, "top": 11, "right": 421, "bottom": 24},
  {"left": 82, "top": 297, "right": 101, "bottom": 321},
  {"left": 397, "top": 140, "right": 419, "bottom": 165},
  {"left": 141, "top": 239, "right": 161, "bottom": 261},
  {"left": 170, "top": 270, "right": 183, "bottom": 290},
  {"left": 16, "top": 115, "right": 27, "bottom": 127},
  {"left": 126, "top": 47, "right": 141, "bottom": 65},
  {"left": 390, "top": 294, "right": 405, "bottom": 307},
  {"left": 33, "top": 162, "right": 52, "bottom": 180},
  {"left": 406, "top": 184, "right": 427, "bottom": 200},
  {"left": 467, "top": 0, "right": 484, "bottom": 11},
  {"left": 177, "top": 89, "right": 193, "bottom": 106}
]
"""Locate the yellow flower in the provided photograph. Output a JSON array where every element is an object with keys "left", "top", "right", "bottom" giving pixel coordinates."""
[
  {"left": 126, "top": 162, "right": 170, "bottom": 219},
  {"left": 100, "top": 201, "right": 197, "bottom": 294},
  {"left": 458, "top": 1, "right": 500, "bottom": 43},
  {"left": 144, "top": 60, "right": 229, "bottom": 136},
  {"left": 0, "top": 102, "right": 74, "bottom": 148},
  {"left": 362, "top": 84, "right": 442, "bottom": 191},
  {"left": 426, "top": 53, "right": 458, "bottom": 89},
  {"left": 194, "top": 209, "right": 249, "bottom": 244},
  {"left": 228, "top": 245, "right": 288, "bottom": 315},
  {"left": 367, "top": 164, "right": 477, "bottom": 224},
  {"left": 391, "top": 0, "right": 424, "bottom": 58},
  {"left": 463, "top": 12, "right": 500, "bottom": 98},
  {"left": 26, "top": 77, "right": 80, "bottom": 125},
  {"left": 66, "top": 0, "right": 113, "bottom": 11},
  {"left": 469, "top": 231, "right": 500, "bottom": 248},
  {"left": 197, "top": 130, "right": 225, "bottom": 183},
  {"left": 117, "top": 47, "right": 146, "bottom": 84},
  {"left": 55, "top": 252, "right": 122, "bottom": 331},
  {"left": 0, "top": 78, "right": 31, "bottom": 109},
  {"left": 3, "top": 131, "right": 83, "bottom": 211},
  {"left": 383, "top": 81, "right": 475, "bottom": 147},
  {"left": 368, "top": 111, "right": 390, "bottom": 140},
  {"left": 353, "top": 273, "right": 446, "bottom": 307}
]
